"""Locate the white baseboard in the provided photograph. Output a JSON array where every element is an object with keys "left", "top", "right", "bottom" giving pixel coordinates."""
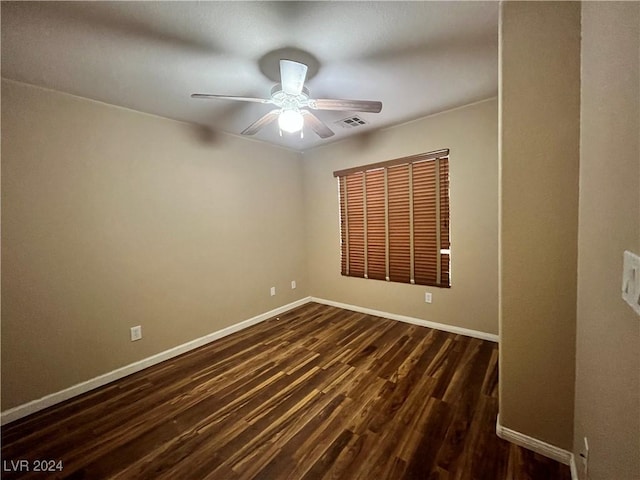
[
  {"left": 570, "top": 454, "right": 579, "bottom": 480},
  {"left": 310, "top": 297, "right": 499, "bottom": 343},
  {"left": 1, "top": 297, "right": 312, "bottom": 425},
  {"left": 496, "top": 414, "right": 574, "bottom": 467}
]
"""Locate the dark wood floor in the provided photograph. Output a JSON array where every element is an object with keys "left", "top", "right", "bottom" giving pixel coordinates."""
[{"left": 2, "top": 303, "right": 571, "bottom": 480}]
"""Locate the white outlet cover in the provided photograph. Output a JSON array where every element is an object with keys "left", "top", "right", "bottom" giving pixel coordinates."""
[
  {"left": 130, "top": 325, "right": 142, "bottom": 341},
  {"left": 270, "top": 286, "right": 276, "bottom": 296},
  {"left": 622, "top": 251, "right": 640, "bottom": 316},
  {"left": 291, "top": 280, "right": 296, "bottom": 289},
  {"left": 425, "top": 292, "right": 432, "bottom": 303}
]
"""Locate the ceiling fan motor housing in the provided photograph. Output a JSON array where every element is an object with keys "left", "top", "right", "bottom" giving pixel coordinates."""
[{"left": 270, "top": 85, "right": 311, "bottom": 112}]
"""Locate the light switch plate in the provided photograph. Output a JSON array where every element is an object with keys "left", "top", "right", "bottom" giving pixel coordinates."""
[{"left": 622, "top": 250, "right": 640, "bottom": 316}]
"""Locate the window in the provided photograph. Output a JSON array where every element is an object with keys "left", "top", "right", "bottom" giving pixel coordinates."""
[{"left": 334, "top": 149, "right": 450, "bottom": 288}]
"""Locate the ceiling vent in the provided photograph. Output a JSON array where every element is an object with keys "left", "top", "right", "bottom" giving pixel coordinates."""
[{"left": 336, "top": 115, "right": 368, "bottom": 128}]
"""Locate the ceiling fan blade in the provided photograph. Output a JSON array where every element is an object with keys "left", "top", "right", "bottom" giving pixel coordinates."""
[
  {"left": 280, "top": 60, "right": 308, "bottom": 96},
  {"left": 241, "top": 109, "right": 280, "bottom": 136},
  {"left": 191, "top": 94, "right": 271, "bottom": 104},
  {"left": 310, "top": 99, "right": 383, "bottom": 113},
  {"left": 301, "top": 110, "right": 334, "bottom": 139}
]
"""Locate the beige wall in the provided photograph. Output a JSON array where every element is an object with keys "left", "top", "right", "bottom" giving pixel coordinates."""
[
  {"left": 1, "top": 79, "right": 308, "bottom": 410},
  {"left": 2, "top": 83, "right": 500, "bottom": 413},
  {"left": 574, "top": 3, "right": 640, "bottom": 479},
  {"left": 303, "top": 99, "right": 499, "bottom": 335},
  {"left": 499, "top": 2, "right": 580, "bottom": 449}
]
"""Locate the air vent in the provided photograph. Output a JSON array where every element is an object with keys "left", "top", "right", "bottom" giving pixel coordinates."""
[{"left": 336, "top": 115, "right": 368, "bottom": 128}]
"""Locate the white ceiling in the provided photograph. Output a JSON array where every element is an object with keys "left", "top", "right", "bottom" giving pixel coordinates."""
[{"left": 1, "top": 1, "right": 499, "bottom": 152}]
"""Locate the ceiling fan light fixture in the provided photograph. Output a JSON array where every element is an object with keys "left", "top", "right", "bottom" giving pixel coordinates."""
[{"left": 278, "top": 109, "right": 304, "bottom": 133}]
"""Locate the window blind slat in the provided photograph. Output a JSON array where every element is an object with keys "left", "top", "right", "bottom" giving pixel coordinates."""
[
  {"left": 346, "top": 172, "right": 365, "bottom": 278},
  {"left": 366, "top": 169, "right": 386, "bottom": 280},
  {"left": 413, "top": 160, "right": 439, "bottom": 286},
  {"left": 439, "top": 159, "right": 450, "bottom": 285},
  {"left": 388, "top": 165, "right": 411, "bottom": 283},
  {"left": 339, "top": 177, "right": 347, "bottom": 275}
]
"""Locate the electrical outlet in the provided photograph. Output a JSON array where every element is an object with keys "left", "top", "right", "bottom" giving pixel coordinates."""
[
  {"left": 291, "top": 280, "right": 296, "bottom": 289},
  {"left": 425, "top": 292, "right": 432, "bottom": 303},
  {"left": 270, "top": 286, "right": 276, "bottom": 296},
  {"left": 130, "top": 325, "right": 142, "bottom": 342}
]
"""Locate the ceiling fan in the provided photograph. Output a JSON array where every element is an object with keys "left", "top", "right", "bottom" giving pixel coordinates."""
[{"left": 191, "top": 59, "right": 382, "bottom": 139}]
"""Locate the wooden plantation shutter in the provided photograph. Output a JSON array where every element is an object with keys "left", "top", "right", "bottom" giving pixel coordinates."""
[{"left": 335, "top": 149, "right": 450, "bottom": 288}]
